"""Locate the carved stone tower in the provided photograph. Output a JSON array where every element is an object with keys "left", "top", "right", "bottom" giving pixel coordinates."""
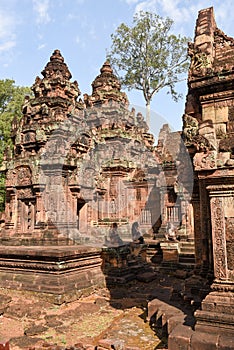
[{"left": 183, "top": 7, "right": 234, "bottom": 339}]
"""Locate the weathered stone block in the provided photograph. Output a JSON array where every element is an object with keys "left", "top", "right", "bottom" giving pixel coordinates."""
[
  {"left": 195, "top": 34, "right": 212, "bottom": 46},
  {"left": 147, "top": 299, "right": 162, "bottom": 321},
  {"left": 161, "top": 243, "right": 179, "bottom": 263},
  {"left": 199, "top": 120, "right": 215, "bottom": 136},
  {"left": 218, "top": 334, "right": 234, "bottom": 350},
  {"left": 202, "top": 105, "right": 215, "bottom": 122},
  {"left": 215, "top": 106, "right": 229, "bottom": 123},
  {"left": 168, "top": 324, "right": 193, "bottom": 350},
  {"left": 161, "top": 306, "right": 184, "bottom": 327},
  {"left": 136, "top": 271, "right": 157, "bottom": 283},
  {"left": 167, "top": 315, "right": 185, "bottom": 334},
  {"left": 190, "top": 331, "right": 219, "bottom": 350},
  {"left": 0, "top": 341, "right": 9, "bottom": 350}
]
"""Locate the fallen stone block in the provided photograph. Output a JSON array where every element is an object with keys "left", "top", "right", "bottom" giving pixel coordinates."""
[
  {"left": 167, "top": 314, "right": 186, "bottom": 334},
  {"left": 161, "top": 305, "right": 184, "bottom": 327},
  {"left": 168, "top": 324, "right": 193, "bottom": 350},
  {"left": 147, "top": 299, "right": 165, "bottom": 321},
  {"left": 190, "top": 331, "right": 219, "bottom": 350},
  {"left": 136, "top": 271, "right": 157, "bottom": 283}
]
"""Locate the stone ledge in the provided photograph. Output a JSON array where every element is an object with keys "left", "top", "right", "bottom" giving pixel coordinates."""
[{"left": 0, "top": 245, "right": 105, "bottom": 304}]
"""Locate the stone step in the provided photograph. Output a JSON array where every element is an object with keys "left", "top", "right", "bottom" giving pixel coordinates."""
[
  {"left": 179, "top": 242, "right": 195, "bottom": 254},
  {"left": 105, "top": 273, "right": 135, "bottom": 285},
  {"left": 136, "top": 271, "right": 158, "bottom": 283},
  {"left": 180, "top": 248, "right": 195, "bottom": 254},
  {"left": 180, "top": 243, "right": 195, "bottom": 249},
  {"left": 179, "top": 255, "right": 195, "bottom": 264}
]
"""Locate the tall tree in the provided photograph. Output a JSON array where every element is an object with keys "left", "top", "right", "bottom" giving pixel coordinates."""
[
  {"left": 108, "top": 11, "right": 190, "bottom": 126},
  {"left": 0, "top": 79, "right": 31, "bottom": 210}
]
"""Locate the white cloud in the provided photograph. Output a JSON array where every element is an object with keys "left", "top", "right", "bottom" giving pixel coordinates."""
[
  {"left": 213, "top": 0, "right": 234, "bottom": 35},
  {"left": 38, "top": 43, "right": 46, "bottom": 50},
  {"left": 33, "top": 0, "right": 51, "bottom": 24},
  {"left": 0, "top": 10, "right": 16, "bottom": 52},
  {"left": 125, "top": 0, "right": 140, "bottom": 4},
  {"left": 133, "top": 0, "right": 234, "bottom": 37},
  {"left": 67, "top": 13, "right": 79, "bottom": 20},
  {"left": 135, "top": 0, "right": 193, "bottom": 24},
  {"left": 0, "top": 40, "right": 15, "bottom": 52},
  {"left": 74, "top": 35, "right": 86, "bottom": 49},
  {"left": 89, "top": 28, "right": 97, "bottom": 40}
]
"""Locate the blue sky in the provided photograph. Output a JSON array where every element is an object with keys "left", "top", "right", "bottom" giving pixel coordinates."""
[{"left": 0, "top": 0, "right": 233, "bottom": 138}]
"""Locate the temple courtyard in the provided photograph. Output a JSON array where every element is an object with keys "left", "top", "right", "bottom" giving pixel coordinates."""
[
  {"left": 0, "top": 270, "right": 197, "bottom": 350},
  {"left": 0, "top": 6, "right": 234, "bottom": 350}
]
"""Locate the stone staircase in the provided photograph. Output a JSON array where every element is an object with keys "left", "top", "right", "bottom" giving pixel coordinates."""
[{"left": 178, "top": 241, "right": 195, "bottom": 267}]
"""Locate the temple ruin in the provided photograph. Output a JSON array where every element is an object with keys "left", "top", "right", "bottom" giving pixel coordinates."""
[{"left": 0, "top": 6, "right": 233, "bottom": 350}]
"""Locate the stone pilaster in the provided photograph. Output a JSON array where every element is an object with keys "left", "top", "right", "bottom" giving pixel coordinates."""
[{"left": 195, "top": 184, "right": 234, "bottom": 336}]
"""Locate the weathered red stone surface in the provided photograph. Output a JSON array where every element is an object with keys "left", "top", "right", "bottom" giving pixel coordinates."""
[
  {"left": 181, "top": 5, "right": 234, "bottom": 348},
  {"left": 0, "top": 341, "right": 9, "bottom": 350},
  {"left": 0, "top": 44, "right": 195, "bottom": 299},
  {"left": 0, "top": 5, "right": 233, "bottom": 350}
]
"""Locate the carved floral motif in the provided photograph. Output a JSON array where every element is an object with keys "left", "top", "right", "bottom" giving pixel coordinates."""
[
  {"left": 16, "top": 167, "right": 32, "bottom": 186},
  {"left": 211, "top": 197, "right": 227, "bottom": 280},
  {"left": 194, "top": 151, "right": 216, "bottom": 170},
  {"left": 188, "top": 42, "right": 211, "bottom": 76}
]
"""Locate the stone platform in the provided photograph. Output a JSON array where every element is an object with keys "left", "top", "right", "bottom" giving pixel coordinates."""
[{"left": 0, "top": 245, "right": 105, "bottom": 304}]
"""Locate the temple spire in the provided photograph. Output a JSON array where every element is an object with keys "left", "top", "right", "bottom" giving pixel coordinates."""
[{"left": 84, "top": 60, "right": 129, "bottom": 107}]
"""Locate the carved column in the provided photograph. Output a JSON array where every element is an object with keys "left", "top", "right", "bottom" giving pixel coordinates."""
[
  {"left": 192, "top": 191, "right": 202, "bottom": 266},
  {"left": 195, "top": 184, "right": 234, "bottom": 336},
  {"left": 158, "top": 186, "right": 167, "bottom": 238},
  {"left": 34, "top": 185, "right": 46, "bottom": 229},
  {"left": 199, "top": 179, "right": 212, "bottom": 275}
]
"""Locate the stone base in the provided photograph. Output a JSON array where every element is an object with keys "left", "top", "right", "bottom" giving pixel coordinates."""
[
  {"left": 101, "top": 243, "right": 148, "bottom": 285},
  {"left": 0, "top": 245, "right": 105, "bottom": 304},
  {"left": 160, "top": 242, "right": 179, "bottom": 263},
  {"left": 169, "top": 327, "right": 234, "bottom": 350},
  {"left": 194, "top": 288, "right": 234, "bottom": 337}
]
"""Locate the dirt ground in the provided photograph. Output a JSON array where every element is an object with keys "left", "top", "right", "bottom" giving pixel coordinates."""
[{"left": 0, "top": 273, "right": 192, "bottom": 349}]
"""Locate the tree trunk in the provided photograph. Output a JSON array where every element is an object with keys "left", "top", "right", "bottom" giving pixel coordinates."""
[{"left": 146, "top": 101, "right": 151, "bottom": 127}]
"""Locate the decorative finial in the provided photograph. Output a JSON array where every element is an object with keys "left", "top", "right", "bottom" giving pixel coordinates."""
[
  {"left": 50, "top": 49, "right": 64, "bottom": 63},
  {"left": 100, "top": 60, "right": 113, "bottom": 74}
]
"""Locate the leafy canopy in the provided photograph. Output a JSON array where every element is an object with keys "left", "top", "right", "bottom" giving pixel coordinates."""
[
  {"left": 0, "top": 79, "right": 31, "bottom": 210},
  {"left": 108, "top": 11, "right": 190, "bottom": 124},
  {"left": 0, "top": 79, "right": 31, "bottom": 162}
]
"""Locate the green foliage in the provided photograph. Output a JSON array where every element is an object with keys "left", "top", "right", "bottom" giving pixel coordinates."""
[
  {"left": 0, "top": 79, "right": 32, "bottom": 211},
  {"left": 108, "top": 11, "right": 190, "bottom": 123},
  {"left": 0, "top": 79, "right": 31, "bottom": 162}
]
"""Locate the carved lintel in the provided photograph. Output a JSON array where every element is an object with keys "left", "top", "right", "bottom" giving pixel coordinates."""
[{"left": 207, "top": 184, "right": 234, "bottom": 196}]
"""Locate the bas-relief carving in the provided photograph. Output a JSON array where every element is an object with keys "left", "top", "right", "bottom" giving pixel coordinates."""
[
  {"left": 225, "top": 218, "right": 234, "bottom": 271},
  {"left": 17, "top": 188, "right": 33, "bottom": 199},
  {"left": 188, "top": 42, "right": 212, "bottom": 76},
  {"left": 224, "top": 197, "right": 234, "bottom": 273},
  {"left": 211, "top": 197, "right": 227, "bottom": 280},
  {"left": 211, "top": 195, "right": 234, "bottom": 280},
  {"left": 16, "top": 166, "right": 32, "bottom": 187},
  {"left": 193, "top": 151, "right": 216, "bottom": 170}
]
